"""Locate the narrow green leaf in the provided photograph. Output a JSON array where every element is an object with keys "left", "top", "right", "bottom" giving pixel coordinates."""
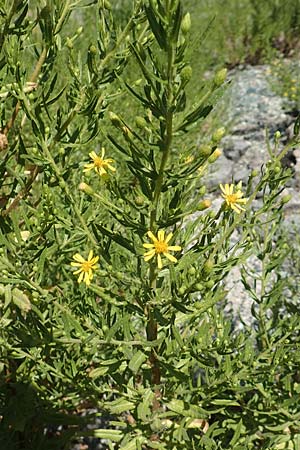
[
  {"left": 229, "top": 419, "right": 243, "bottom": 447},
  {"left": 12, "top": 288, "right": 31, "bottom": 312},
  {"left": 145, "top": 5, "right": 166, "bottom": 50},
  {"left": 107, "top": 398, "right": 135, "bottom": 414},
  {"left": 88, "top": 366, "right": 109, "bottom": 378},
  {"left": 129, "top": 350, "right": 147, "bottom": 373}
]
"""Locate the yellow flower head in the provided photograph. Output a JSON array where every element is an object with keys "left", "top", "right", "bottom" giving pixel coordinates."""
[
  {"left": 71, "top": 250, "right": 99, "bottom": 286},
  {"left": 83, "top": 148, "right": 116, "bottom": 177},
  {"left": 220, "top": 183, "right": 248, "bottom": 214},
  {"left": 143, "top": 230, "right": 181, "bottom": 270}
]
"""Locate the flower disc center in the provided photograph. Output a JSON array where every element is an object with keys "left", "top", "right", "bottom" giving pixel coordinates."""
[
  {"left": 154, "top": 242, "right": 168, "bottom": 253},
  {"left": 227, "top": 194, "right": 238, "bottom": 203},
  {"left": 82, "top": 262, "right": 92, "bottom": 272},
  {"left": 94, "top": 157, "right": 105, "bottom": 168}
]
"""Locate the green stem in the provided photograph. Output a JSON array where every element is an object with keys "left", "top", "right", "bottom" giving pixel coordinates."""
[
  {"left": 147, "top": 1, "right": 176, "bottom": 411},
  {"left": 150, "top": 29, "right": 175, "bottom": 230}
]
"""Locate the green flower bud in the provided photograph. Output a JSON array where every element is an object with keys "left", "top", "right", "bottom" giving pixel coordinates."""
[
  {"left": 212, "top": 127, "right": 226, "bottom": 143},
  {"left": 181, "top": 65, "right": 192, "bottom": 84},
  {"left": 203, "top": 257, "right": 214, "bottom": 275},
  {"left": 213, "top": 68, "right": 227, "bottom": 88},
  {"left": 181, "top": 12, "right": 191, "bottom": 34},
  {"left": 251, "top": 169, "right": 259, "bottom": 178},
  {"left": 195, "top": 283, "right": 204, "bottom": 291},
  {"left": 135, "top": 116, "right": 147, "bottom": 128},
  {"left": 66, "top": 37, "right": 73, "bottom": 49},
  {"left": 135, "top": 196, "right": 144, "bottom": 206},
  {"left": 104, "top": 0, "right": 111, "bottom": 8},
  {"left": 274, "top": 130, "right": 281, "bottom": 140},
  {"left": 188, "top": 266, "right": 196, "bottom": 276},
  {"left": 178, "top": 286, "right": 186, "bottom": 295},
  {"left": 208, "top": 148, "right": 222, "bottom": 163},
  {"left": 198, "top": 199, "right": 211, "bottom": 211},
  {"left": 198, "top": 185, "right": 206, "bottom": 196},
  {"left": 76, "top": 27, "right": 83, "bottom": 35},
  {"left": 122, "top": 126, "right": 133, "bottom": 141},
  {"left": 199, "top": 144, "right": 212, "bottom": 157},
  {"left": 205, "top": 279, "right": 214, "bottom": 289},
  {"left": 281, "top": 194, "right": 292, "bottom": 204},
  {"left": 89, "top": 45, "right": 97, "bottom": 55},
  {"left": 109, "top": 111, "right": 123, "bottom": 128}
]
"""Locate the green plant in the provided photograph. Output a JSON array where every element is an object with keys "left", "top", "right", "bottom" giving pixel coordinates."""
[
  {"left": 267, "top": 56, "right": 300, "bottom": 107},
  {"left": 1, "top": 1, "right": 300, "bottom": 449}
]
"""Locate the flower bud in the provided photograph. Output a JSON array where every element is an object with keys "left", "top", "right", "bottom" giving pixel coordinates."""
[
  {"left": 122, "top": 126, "right": 133, "bottom": 141},
  {"left": 203, "top": 257, "right": 214, "bottom": 275},
  {"left": 181, "top": 65, "right": 192, "bottom": 84},
  {"left": 213, "top": 68, "right": 227, "bottom": 88},
  {"left": 66, "top": 37, "right": 73, "bottom": 49},
  {"left": 76, "top": 27, "right": 83, "bottom": 35},
  {"left": 135, "top": 196, "right": 144, "bottom": 206},
  {"left": 195, "top": 283, "right": 204, "bottom": 291},
  {"left": 109, "top": 111, "right": 123, "bottom": 128},
  {"left": 281, "top": 194, "right": 292, "bottom": 204},
  {"left": 208, "top": 148, "right": 222, "bottom": 163},
  {"left": 199, "top": 144, "right": 212, "bottom": 157},
  {"left": 188, "top": 266, "right": 196, "bottom": 275},
  {"left": 198, "top": 185, "right": 206, "bottom": 196},
  {"left": 104, "top": 0, "right": 111, "bottom": 9},
  {"left": 135, "top": 116, "right": 147, "bottom": 128},
  {"left": 79, "top": 182, "right": 94, "bottom": 196},
  {"left": 205, "top": 279, "right": 214, "bottom": 289},
  {"left": 178, "top": 286, "right": 186, "bottom": 295},
  {"left": 181, "top": 12, "right": 191, "bottom": 34},
  {"left": 198, "top": 199, "right": 211, "bottom": 211},
  {"left": 274, "top": 130, "right": 281, "bottom": 140},
  {"left": 251, "top": 169, "right": 259, "bottom": 178},
  {"left": 212, "top": 127, "right": 225, "bottom": 143},
  {"left": 89, "top": 45, "right": 97, "bottom": 55}
]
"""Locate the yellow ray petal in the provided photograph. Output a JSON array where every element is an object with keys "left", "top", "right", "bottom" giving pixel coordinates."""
[
  {"left": 73, "top": 253, "right": 85, "bottom": 262},
  {"left": 164, "top": 253, "right": 178, "bottom": 263},
  {"left": 157, "top": 230, "right": 165, "bottom": 241},
  {"left": 165, "top": 232, "right": 173, "bottom": 244},
  {"left": 147, "top": 231, "right": 158, "bottom": 243},
  {"left": 167, "top": 245, "right": 181, "bottom": 251},
  {"left": 143, "top": 243, "right": 155, "bottom": 249}
]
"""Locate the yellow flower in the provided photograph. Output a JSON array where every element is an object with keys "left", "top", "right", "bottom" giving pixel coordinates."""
[
  {"left": 143, "top": 230, "right": 181, "bottom": 269},
  {"left": 83, "top": 148, "right": 116, "bottom": 176},
  {"left": 220, "top": 183, "right": 248, "bottom": 214},
  {"left": 71, "top": 250, "right": 99, "bottom": 286}
]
